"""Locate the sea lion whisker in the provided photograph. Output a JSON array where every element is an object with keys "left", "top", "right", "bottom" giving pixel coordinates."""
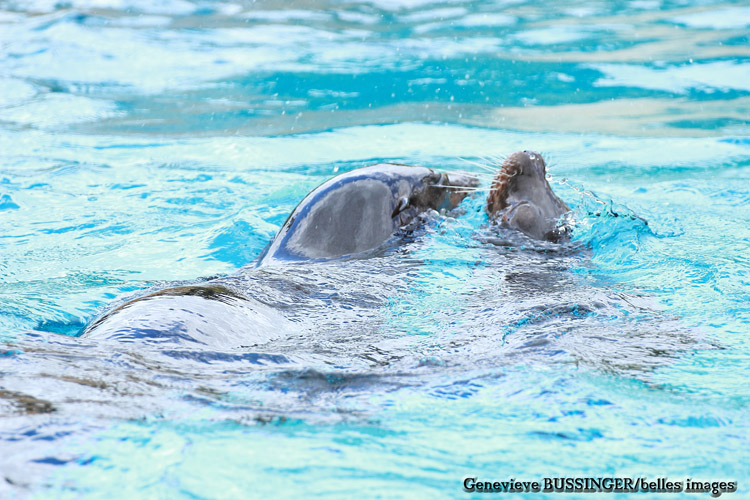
[
  {"left": 432, "top": 184, "right": 490, "bottom": 192},
  {"left": 450, "top": 172, "right": 494, "bottom": 182},
  {"left": 459, "top": 169, "right": 494, "bottom": 177},
  {"left": 488, "top": 154, "right": 508, "bottom": 166},
  {"left": 465, "top": 174, "right": 496, "bottom": 183},
  {"left": 476, "top": 155, "right": 503, "bottom": 167},
  {"left": 457, "top": 157, "right": 498, "bottom": 173},
  {"left": 444, "top": 187, "right": 491, "bottom": 193}
]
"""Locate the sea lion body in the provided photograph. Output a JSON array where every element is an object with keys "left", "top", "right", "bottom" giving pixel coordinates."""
[{"left": 83, "top": 284, "right": 288, "bottom": 347}]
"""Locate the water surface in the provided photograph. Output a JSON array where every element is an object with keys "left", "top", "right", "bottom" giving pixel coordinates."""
[{"left": 0, "top": 0, "right": 749, "bottom": 498}]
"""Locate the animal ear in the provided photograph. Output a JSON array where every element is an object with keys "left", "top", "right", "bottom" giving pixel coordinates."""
[{"left": 391, "top": 196, "right": 410, "bottom": 218}]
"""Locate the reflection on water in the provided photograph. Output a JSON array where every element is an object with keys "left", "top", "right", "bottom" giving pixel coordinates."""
[
  {"left": 1, "top": 0, "right": 749, "bottom": 498},
  {"left": 1, "top": 1, "right": 749, "bottom": 137}
]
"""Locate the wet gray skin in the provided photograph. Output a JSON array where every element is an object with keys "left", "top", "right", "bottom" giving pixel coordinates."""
[
  {"left": 486, "top": 151, "right": 570, "bottom": 242},
  {"left": 257, "top": 163, "right": 479, "bottom": 264}
]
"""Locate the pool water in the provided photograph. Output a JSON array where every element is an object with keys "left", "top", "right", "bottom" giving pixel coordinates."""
[{"left": 1, "top": 0, "right": 749, "bottom": 498}]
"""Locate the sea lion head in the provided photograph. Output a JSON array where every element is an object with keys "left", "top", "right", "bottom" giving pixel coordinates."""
[
  {"left": 258, "top": 164, "right": 480, "bottom": 263},
  {"left": 486, "top": 151, "right": 570, "bottom": 242}
]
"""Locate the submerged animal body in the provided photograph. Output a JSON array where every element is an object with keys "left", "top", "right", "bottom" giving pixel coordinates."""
[
  {"left": 257, "top": 163, "right": 478, "bottom": 264},
  {"left": 83, "top": 284, "right": 289, "bottom": 346},
  {"left": 486, "top": 151, "right": 570, "bottom": 242},
  {"left": 84, "top": 163, "right": 478, "bottom": 341},
  {"left": 84, "top": 155, "right": 573, "bottom": 342}
]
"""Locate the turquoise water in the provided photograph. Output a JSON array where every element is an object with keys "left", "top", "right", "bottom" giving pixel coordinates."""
[{"left": 1, "top": 0, "right": 749, "bottom": 498}]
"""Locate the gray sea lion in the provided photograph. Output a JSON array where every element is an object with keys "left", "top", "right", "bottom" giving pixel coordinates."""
[
  {"left": 486, "top": 151, "right": 570, "bottom": 242},
  {"left": 84, "top": 163, "right": 478, "bottom": 341},
  {"left": 257, "top": 163, "right": 479, "bottom": 264}
]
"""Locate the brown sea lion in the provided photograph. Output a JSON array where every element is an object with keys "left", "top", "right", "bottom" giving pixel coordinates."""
[{"left": 486, "top": 151, "right": 570, "bottom": 242}]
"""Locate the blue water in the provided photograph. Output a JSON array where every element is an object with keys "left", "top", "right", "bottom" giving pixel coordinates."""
[{"left": 1, "top": 0, "right": 749, "bottom": 498}]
